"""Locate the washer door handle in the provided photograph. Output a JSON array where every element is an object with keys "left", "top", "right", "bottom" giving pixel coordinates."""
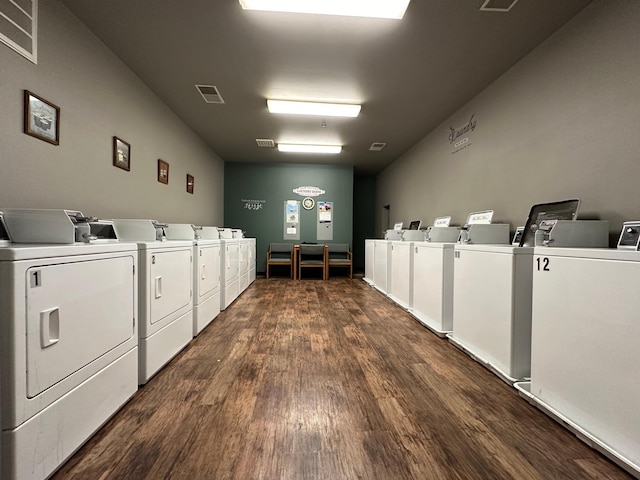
[
  {"left": 155, "top": 276, "right": 162, "bottom": 299},
  {"left": 40, "top": 307, "right": 60, "bottom": 348}
]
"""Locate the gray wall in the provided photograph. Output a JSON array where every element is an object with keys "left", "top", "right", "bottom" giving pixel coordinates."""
[
  {"left": 224, "top": 163, "right": 353, "bottom": 273},
  {"left": 0, "top": 1, "right": 224, "bottom": 225},
  {"left": 376, "top": 0, "right": 640, "bottom": 245}
]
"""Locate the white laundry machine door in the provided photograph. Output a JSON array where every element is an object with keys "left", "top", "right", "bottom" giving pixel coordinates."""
[
  {"left": 26, "top": 256, "right": 135, "bottom": 398},
  {"left": 148, "top": 248, "right": 192, "bottom": 327},
  {"left": 197, "top": 243, "right": 221, "bottom": 302},
  {"left": 193, "top": 242, "right": 221, "bottom": 335}
]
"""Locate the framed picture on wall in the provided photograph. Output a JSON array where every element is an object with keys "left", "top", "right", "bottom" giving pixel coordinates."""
[
  {"left": 113, "top": 136, "right": 131, "bottom": 171},
  {"left": 186, "top": 174, "right": 194, "bottom": 194},
  {"left": 24, "top": 90, "right": 60, "bottom": 145},
  {"left": 158, "top": 159, "right": 169, "bottom": 184}
]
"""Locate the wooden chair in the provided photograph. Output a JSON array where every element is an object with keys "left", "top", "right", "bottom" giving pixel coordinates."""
[
  {"left": 266, "top": 243, "right": 293, "bottom": 279},
  {"left": 326, "top": 243, "right": 353, "bottom": 279},
  {"left": 298, "top": 244, "right": 326, "bottom": 280}
]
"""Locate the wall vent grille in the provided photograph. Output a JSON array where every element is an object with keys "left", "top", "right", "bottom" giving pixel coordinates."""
[
  {"left": 369, "top": 142, "right": 386, "bottom": 151},
  {"left": 195, "top": 84, "right": 225, "bottom": 104},
  {"left": 480, "top": 0, "right": 518, "bottom": 12},
  {"left": 256, "top": 139, "right": 275, "bottom": 148},
  {"left": 0, "top": 0, "right": 37, "bottom": 64}
]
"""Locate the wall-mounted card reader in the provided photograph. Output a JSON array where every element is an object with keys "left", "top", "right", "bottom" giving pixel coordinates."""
[
  {"left": 534, "top": 220, "right": 608, "bottom": 247},
  {"left": 617, "top": 221, "right": 640, "bottom": 250}
]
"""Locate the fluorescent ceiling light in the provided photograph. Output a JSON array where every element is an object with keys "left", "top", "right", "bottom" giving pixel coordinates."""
[
  {"left": 278, "top": 144, "right": 342, "bottom": 154},
  {"left": 267, "top": 100, "right": 361, "bottom": 118},
  {"left": 240, "top": 0, "right": 410, "bottom": 19}
]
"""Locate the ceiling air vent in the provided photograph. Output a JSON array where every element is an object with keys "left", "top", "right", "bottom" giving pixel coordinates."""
[
  {"left": 0, "top": 0, "right": 38, "bottom": 64},
  {"left": 195, "top": 84, "right": 225, "bottom": 104},
  {"left": 369, "top": 142, "right": 386, "bottom": 151},
  {"left": 479, "top": 0, "right": 518, "bottom": 12},
  {"left": 256, "top": 138, "right": 275, "bottom": 148}
]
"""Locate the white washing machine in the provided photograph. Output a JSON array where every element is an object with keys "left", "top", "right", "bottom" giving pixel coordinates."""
[
  {"left": 238, "top": 237, "right": 250, "bottom": 293},
  {"left": 449, "top": 244, "right": 533, "bottom": 383},
  {"left": 0, "top": 209, "right": 138, "bottom": 480},
  {"left": 112, "top": 220, "right": 193, "bottom": 384},
  {"left": 373, "top": 240, "right": 392, "bottom": 294},
  {"left": 516, "top": 247, "right": 640, "bottom": 477},
  {"left": 389, "top": 240, "right": 412, "bottom": 309},
  {"left": 248, "top": 238, "right": 256, "bottom": 285},
  {"left": 409, "top": 241, "right": 455, "bottom": 336},
  {"left": 364, "top": 239, "right": 375, "bottom": 286},
  {"left": 166, "top": 224, "right": 221, "bottom": 337},
  {"left": 218, "top": 228, "right": 239, "bottom": 310}
]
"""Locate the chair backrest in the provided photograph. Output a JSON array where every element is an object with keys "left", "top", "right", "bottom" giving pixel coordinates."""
[
  {"left": 299, "top": 244, "right": 325, "bottom": 256},
  {"left": 328, "top": 243, "right": 349, "bottom": 253},
  {"left": 269, "top": 243, "right": 292, "bottom": 253}
]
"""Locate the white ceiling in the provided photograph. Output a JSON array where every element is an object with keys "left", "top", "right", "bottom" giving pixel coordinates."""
[{"left": 60, "top": 0, "right": 592, "bottom": 174}]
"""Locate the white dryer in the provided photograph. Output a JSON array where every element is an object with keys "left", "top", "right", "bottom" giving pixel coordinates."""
[
  {"left": 248, "top": 238, "right": 256, "bottom": 285},
  {"left": 219, "top": 228, "right": 240, "bottom": 310},
  {"left": 0, "top": 209, "right": 138, "bottom": 480},
  {"left": 238, "top": 237, "right": 250, "bottom": 293},
  {"left": 166, "top": 224, "right": 221, "bottom": 336},
  {"left": 112, "top": 220, "right": 193, "bottom": 384}
]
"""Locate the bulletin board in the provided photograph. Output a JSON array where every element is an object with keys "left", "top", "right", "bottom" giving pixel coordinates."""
[{"left": 283, "top": 200, "right": 300, "bottom": 240}]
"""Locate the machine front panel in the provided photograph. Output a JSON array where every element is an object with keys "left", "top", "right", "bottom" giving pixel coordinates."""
[
  {"left": 149, "top": 248, "right": 192, "bottom": 325},
  {"left": 26, "top": 255, "right": 136, "bottom": 398}
]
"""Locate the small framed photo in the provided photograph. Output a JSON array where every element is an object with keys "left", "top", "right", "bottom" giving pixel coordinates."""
[
  {"left": 24, "top": 90, "right": 60, "bottom": 145},
  {"left": 186, "top": 174, "right": 194, "bottom": 194},
  {"left": 113, "top": 136, "right": 131, "bottom": 171},
  {"left": 157, "top": 159, "right": 169, "bottom": 184}
]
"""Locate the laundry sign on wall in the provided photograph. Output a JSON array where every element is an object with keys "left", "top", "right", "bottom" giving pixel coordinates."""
[
  {"left": 293, "top": 186, "right": 325, "bottom": 197},
  {"left": 449, "top": 114, "right": 477, "bottom": 155}
]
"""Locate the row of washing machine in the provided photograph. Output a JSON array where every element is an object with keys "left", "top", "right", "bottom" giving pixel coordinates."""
[
  {"left": 0, "top": 209, "right": 255, "bottom": 480},
  {"left": 363, "top": 226, "right": 640, "bottom": 478}
]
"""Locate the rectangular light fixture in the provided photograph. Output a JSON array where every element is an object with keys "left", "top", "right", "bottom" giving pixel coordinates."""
[
  {"left": 267, "top": 100, "right": 361, "bottom": 118},
  {"left": 278, "top": 144, "right": 342, "bottom": 154},
  {"left": 240, "top": 0, "right": 410, "bottom": 19}
]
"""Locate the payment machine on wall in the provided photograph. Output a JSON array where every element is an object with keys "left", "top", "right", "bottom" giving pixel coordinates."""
[
  {"left": 0, "top": 209, "right": 139, "bottom": 480},
  {"left": 112, "top": 219, "right": 193, "bottom": 385}
]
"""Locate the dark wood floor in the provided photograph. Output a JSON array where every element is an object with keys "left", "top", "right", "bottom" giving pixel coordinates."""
[{"left": 53, "top": 278, "right": 632, "bottom": 480}]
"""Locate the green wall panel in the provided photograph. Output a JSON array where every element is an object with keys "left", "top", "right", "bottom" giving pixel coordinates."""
[{"left": 224, "top": 163, "right": 354, "bottom": 273}]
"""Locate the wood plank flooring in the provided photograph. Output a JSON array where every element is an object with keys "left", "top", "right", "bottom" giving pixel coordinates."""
[{"left": 52, "top": 278, "right": 633, "bottom": 480}]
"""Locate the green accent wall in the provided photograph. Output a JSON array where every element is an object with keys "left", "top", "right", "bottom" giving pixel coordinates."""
[{"left": 225, "top": 163, "right": 354, "bottom": 273}]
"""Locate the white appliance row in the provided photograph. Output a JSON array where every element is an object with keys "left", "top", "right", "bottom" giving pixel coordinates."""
[
  {"left": 364, "top": 238, "right": 640, "bottom": 477},
  {"left": 0, "top": 210, "right": 256, "bottom": 480}
]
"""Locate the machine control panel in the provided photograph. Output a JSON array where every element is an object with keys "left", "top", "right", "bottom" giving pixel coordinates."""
[
  {"left": 617, "top": 221, "right": 640, "bottom": 250},
  {"left": 0, "top": 212, "right": 10, "bottom": 244},
  {"left": 534, "top": 220, "right": 608, "bottom": 248}
]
